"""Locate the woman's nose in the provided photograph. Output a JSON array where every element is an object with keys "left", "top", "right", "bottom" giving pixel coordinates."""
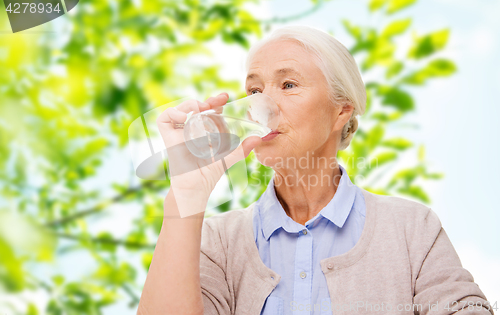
[
  {"left": 257, "top": 91, "right": 282, "bottom": 124},
  {"left": 260, "top": 91, "right": 280, "bottom": 109}
]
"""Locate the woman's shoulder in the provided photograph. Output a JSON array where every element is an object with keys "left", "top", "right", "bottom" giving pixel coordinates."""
[
  {"left": 360, "top": 187, "right": 442, "bottom": 229},
  {"left": 361, "top": 188, "right": 443, "bottom": 253}
]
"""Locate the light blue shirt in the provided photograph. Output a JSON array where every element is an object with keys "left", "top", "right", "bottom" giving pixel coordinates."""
[{"left": 253, "top": 164, "right": 366, "bottom": 315}]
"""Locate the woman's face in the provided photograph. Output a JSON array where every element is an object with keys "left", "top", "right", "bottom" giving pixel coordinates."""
[{"left": 246, "top": 39, "right": 350, "bottom": 169}]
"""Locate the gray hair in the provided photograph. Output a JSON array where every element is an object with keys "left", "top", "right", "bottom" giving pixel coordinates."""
[{"left": 245, "top": 25, "right": 366, "bottom": 151}]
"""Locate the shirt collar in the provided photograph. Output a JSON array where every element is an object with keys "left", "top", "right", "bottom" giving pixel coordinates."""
[{"left": 256, "top": 164, "right": 357, "bottom": 241}]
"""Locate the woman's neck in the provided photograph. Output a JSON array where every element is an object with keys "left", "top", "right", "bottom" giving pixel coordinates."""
[{"left": 273, "top": 160, "right": 342, "bottom": 226}]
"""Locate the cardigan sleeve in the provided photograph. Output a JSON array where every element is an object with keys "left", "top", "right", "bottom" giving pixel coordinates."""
[
  {"left": 413, "top": 209, "right": 494, "bottom": 315},
  {"left": 200, "top": 218, "right": 232, "bottom": 315}
]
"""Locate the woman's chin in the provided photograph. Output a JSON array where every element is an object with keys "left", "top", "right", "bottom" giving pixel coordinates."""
[{"left": 254, "top": 147, "right": 282, "bottom": 168}]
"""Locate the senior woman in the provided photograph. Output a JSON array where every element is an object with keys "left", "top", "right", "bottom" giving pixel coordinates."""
[{"left": 138, "top": 26, "right": 493, "bottom": 315}]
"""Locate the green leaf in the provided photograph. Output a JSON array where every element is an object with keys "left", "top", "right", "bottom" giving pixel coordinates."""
[
  {"left": 191, "top": 19, "right": 224, "bottom": 40},
  {"left": 350, "top": 137, "right": 369, "bottom": 159},
  {"left": 418, "top": 144, "right": 425, "bottom": 162},
  {"left": 425, "top": 172, "right": 444, "bottom": 179},
  {"left": 342, "top": 19, "right": 362, "bottom": 41},
  {"left": 27, "top": 303, "right": 39, "bottom": 315},
  {"left": 93, "top": 262, "right": 136, "bottom": 286},
  {"left": 386, "top": 61, "right": 404, "bottom": 79},
  {"left": 400, "top": 58, "right": 457, "bottom": 85},
  {"left": 389, "top": 168, "right": 417, "bottom": 188},
  {"left": 369, "top": 151, "right": 398, "bottom": 167},
  {"left": 427, "top": 58, "right": 456, "bottom": 75},
  {"left": 85, "top": 138, "right": 109, "bottom": 154},
  {"left": 370, "top": 112, "right": 390, "bottom": 122},
  {"left": 379, "top": 86, "right": 414, "bottom": 111},
  {"left": 222, "top": 30, "right": 250, "bottom": 49},
  {"left": 363, "top": 187, "right": 390, "bottom": 195},
  {"left": 398, "top": 185, "right": 430, "bottom": 203},
  {"left": 362, "top": 37, "right": 396, "bottom": 70},
  {"left": 142, "top": 253, "right": 153, "bottom": 271},
  {"left": 408, "top": 29, "right": 450, "bottom": 59},
  {"left": 369, "top": 111, "right": 402, "bottom": 122},
  {"left": 95, "top": 232, "right": 117, "bottom": 253},
  {"left": 0, "top": 237, "right": 25, "bottom": 291},
  {"left": 365, "top": 82, "right": 380, "bottom": 90},
  {"left": 387, "top": 0, "right": 417, "bottom": 14},
  {"left": 369, "top": 0, "right": 389, "bottom": 11},
  {"left": 381, "top": 137, "right": 413, "bottom": 150},
  {"left": 125, "top": 230, "right": 148, "bottom": 250},
  {"left": 388, "top": 111, "right": 403, "bottom": 120},
  {"left": 46, "top": 300, "right": 63, "bottom": 315},
  {"left": 365, "top": 88, "right": 373, "bottom": 112},
  {"left": 381, "top": 19, "right": 412, "bottom": 38},
  {"left": 52, "top": 275, "right": 65, "bottom": 286},
  {"left": 216, "top": 200, "right": 232, "bottom": 212},
  {"left": 365, "top": 124, "right": 385, "bottom": 149}
]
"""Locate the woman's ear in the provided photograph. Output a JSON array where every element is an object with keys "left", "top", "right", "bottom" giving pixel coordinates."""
[{"left": 332, "top": 102, "right": 355, "bottom": 132}]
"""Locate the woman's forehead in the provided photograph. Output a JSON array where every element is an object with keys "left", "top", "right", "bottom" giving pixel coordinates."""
[
  {"left": 246, "top": 41, "right": 321, "bottom": 80},
  {"left": 251, "top": 40, "right": 310, "bottom": 63},
  {"left": 248, "top": 41, "right": 313, "bottom": 74}
]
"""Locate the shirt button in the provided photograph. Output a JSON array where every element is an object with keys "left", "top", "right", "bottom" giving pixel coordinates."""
[
  {"left": 302, "top": 229, "right": 308, "bottom": 235},
  {"left": 300, "top": 271, "right": 307, "bottom": 279},
  {"left": 327, "top": 263, "right": 334, "bottom": 270}
]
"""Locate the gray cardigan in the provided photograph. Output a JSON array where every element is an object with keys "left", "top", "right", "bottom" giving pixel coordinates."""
[{"left": 199, "top": 188, "right": 494, "bottom": 315}]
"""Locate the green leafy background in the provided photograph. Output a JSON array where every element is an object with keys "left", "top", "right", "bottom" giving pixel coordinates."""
[{"left": 1, "top": 0, "right": 498, "bottom": 313}]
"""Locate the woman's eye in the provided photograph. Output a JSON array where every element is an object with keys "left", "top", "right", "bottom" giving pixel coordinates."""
[
  {"left": 251, "top": 90, "right": 261, "bottom": 94},
  {"left": 284, "top": 82, "right": 296, "bottom": 89}
]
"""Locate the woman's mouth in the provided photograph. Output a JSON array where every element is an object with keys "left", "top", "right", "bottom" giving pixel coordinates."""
[{"left": 262, "top": 130, "right": 280, "bottom": 142}]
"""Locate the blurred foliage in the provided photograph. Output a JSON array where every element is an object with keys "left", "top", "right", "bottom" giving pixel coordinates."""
[
  {"left": 0, "top": 0, "right": 451, "bottom": 313},
  {"left": 333, "top": 0, "right": 452, "bottom": 201}
]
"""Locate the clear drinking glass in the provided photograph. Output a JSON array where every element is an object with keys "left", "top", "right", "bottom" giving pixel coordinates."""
[
  {"left": 128, "top": 93, "right": 280, "bottom": 181},
  {"left": 183, "top": 93, "right": 280, "bottom": 159}
]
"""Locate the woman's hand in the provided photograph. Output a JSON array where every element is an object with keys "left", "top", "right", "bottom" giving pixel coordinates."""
[{"left": 156, "top": 93, "right": 262, "bottom": 217}]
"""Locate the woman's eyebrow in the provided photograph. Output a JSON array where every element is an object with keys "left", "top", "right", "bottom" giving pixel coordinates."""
[
  {"left": 246, "top": 73, "right": 260, "bottom": 81},
  {"left": 246, "top": 68, "right": 304, "bottom": 82},
  {"left": 274, "top": 68, "right": 304, "bottom": 79}
]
